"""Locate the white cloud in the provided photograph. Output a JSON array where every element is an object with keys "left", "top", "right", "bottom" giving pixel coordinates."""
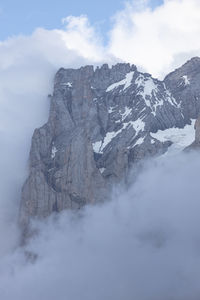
[
  {"left": 60, "top": 15, "right": 105, "bottom": 61},
  {"left": 108, "top": 0, "right": 200, "bottom": 78},
  {"left": 1, "top": 153, "right": 200, "bottom": 299},
  {"left": 0, "top": 16, "right": 109, "bottom": 258}
]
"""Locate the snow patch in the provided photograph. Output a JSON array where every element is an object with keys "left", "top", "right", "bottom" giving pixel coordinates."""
[
  {"left": 143, "top": 79, "right": 158, "bottom": 98},
  {"left": 99, "top": 168, "right": 106, "bottom": 174},
  {"left": 164, "top": 87, "right": 179, "bottom": 107},
  {"left": 182, "top": 75, "right": 190, "bottom": 86},
  {"left": 51, "top": 146, "right": 58, "bottom": 159},
  {"left": 61, "top": 82, "right": 72, "bottom": 87},
  {"left": 134, "top": 137, "right": 145, "bottom": 146},
  {"left": 130, "top": 119, "right": 145, "bottom": 135},
  {"left": 93, "top": 118, "right": 145, "bottom": 154},
  {"left": 136, "top": 75, "right": 161, "bottom": 111},
  {"left": 135, "top": 75, "right": 158, "bottom": 98},
  {"left": 92, "top": 141, "right": 102, "bottom": 153},
  {"left": 124, "top": 72, "right": 135, "bottom": 90},
  {"left": 151, "top": 120, "right": 195, "bottom": 155},
  {"left": 136, "top": 76, "right": 178, "bottom": 115},
  {"left": 108, "top": 106, "right": 116, "bottom": 114},
  {"left": 121, "top": 106, "right": 132, "bottom": 121},
  {"left": 101, "top": 131, "right": 119, "bottom": 151},
  {"left": 106, "top": 72, "right": 134, "bottom": 92}
]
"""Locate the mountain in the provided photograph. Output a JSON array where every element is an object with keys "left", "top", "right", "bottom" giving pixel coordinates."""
[
  {"left": 185, "top": 116, "right": 200, "bottom": 151},
  {"left": 164, "top": 57, "right": 200, "bottom": 121},
  {"left": 19, "top": 58, "right": 200, "bottom": 234}
]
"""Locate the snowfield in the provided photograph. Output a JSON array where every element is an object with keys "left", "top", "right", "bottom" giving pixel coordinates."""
[{"left": 151, "top": 120, "right": 196, "bottom": 155}]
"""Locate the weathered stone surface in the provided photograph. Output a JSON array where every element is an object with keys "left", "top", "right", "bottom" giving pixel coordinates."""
[
  {"left": 20, "top": 59, "right": 200, "bottom": 233},
  {"left": 165, "top": 57, "right": 200, "bottom": 121},
  {"left": 195, "top": 116, "right": 200, "bottom": 144},
  {"left": 185, "top": 116, "right": 200, "bottom": 151}
]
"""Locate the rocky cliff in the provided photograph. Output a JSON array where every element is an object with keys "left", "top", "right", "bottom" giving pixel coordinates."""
[
  {"left": 164, "top": 57, "right": 200, "bottom": 121},
  {"left": 185, "top": 116, "right": 200, "bottom": 151},
  {"left": 20, "top": 58, "right": 200, "bottom": 231}
]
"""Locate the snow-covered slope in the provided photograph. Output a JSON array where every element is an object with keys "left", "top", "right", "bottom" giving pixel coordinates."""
[
  {"left": 151, "top": 120, "right": 195, "bottom": 156},
  {"left": 165, "top": 57, "right": 200, "bottom": 121},
  {"left": 90, "top": 64, "right": 185, "bottom": 162}
]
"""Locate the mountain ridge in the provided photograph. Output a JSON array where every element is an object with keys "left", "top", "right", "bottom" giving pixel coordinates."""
[{"left": 19, "top": 57, "right": 200, "bottom": 236}]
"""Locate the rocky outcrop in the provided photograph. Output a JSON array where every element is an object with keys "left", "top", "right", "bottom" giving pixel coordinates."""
[
  {"left": 164, "top": 57, "right": 200, "bottom": 121},
  {"left": 20, "top": 58, "right": 200, "bottom": 232},
  {"left": 195, "top": 116, "right": 200, "bottom": 144},
  {"left": 185, "top": 116, "right": 200, "bottom": 151}
]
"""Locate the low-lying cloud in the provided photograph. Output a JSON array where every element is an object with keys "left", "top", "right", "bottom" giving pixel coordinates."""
[
  {"left": 0, "top": 20, "right": 110, "bottom": 258},
  {"left": 1, "top": 153, "right": 200, "bottom": 300}
]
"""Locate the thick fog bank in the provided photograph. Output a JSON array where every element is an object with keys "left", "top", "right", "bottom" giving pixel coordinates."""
[{"left": 1, "top": 152, "right": 200, "bottom": 300}]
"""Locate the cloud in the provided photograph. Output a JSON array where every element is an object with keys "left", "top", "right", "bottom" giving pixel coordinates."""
[
  {"left": 60, "top": 15, "right": 105, "bottom": 61},
  {"left": 1, "top": 152, "right": 200, "bottom": 300},
  {"left": 108, "top": 0, "right": 200, "bottom": 78},
  {"left": 0, "top": 15, "right": 110, "bottom": 259}
]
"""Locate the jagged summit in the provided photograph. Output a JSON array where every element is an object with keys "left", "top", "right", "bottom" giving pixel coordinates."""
[
  {"left": 55, "top": 63, "right": 137, "bottom": 93},
  {"left": 57, "top": 62, "right": 137, "bottom": 74},
  {"left": 164, "top": 56, "right": 200, "bottom": 120},
  {"left": 165, "top": 56, "right": 200, "bottom": 81},
  {"left": 20, "top": 58, "right": 200, "bottom": 233},
  {"left": 181, "top": 56, "right": 200, "bottom": 69}
]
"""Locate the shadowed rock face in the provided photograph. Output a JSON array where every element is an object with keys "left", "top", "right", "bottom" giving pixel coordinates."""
[
  {"left": 195, "top": 117, "right": 200, "bottom": 144},
  {"left": 185, "top": 116, "right": 200, "bottom": 151},
  {"left": 20, "top": 59, "right": 200, "bottom": 231},
  {"left": 164, "top": 57, "right": 200, "bottom": 121}
]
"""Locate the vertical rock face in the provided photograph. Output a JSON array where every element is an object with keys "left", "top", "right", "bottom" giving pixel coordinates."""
[
  {"left": 20, "top": 58, "right": 200, "bottom": 229},
  {"left": 195, "top": 117, "right": 200, "bottom": 144},
  {"left": 164, "top": 57, "right": 200, "bottom": 121},
  {"left": 185, "top": 116, "right": 200, "bottom": 151}
]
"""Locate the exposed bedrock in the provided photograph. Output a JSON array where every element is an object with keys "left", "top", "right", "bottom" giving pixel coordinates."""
[{"left": 20, "top": 58, "right": 200, "bottom": 233}]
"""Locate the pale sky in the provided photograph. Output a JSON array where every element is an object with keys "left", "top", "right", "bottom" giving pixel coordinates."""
[
  {"left": 0, "top": 0, "right": 163, "bottom": 40},
  {"left": 1, "top": 0, "right": 200, "bottom": 78}
]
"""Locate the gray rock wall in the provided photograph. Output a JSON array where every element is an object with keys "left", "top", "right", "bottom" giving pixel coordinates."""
[
  {"left": 20, "top": 58, "right": 200, "bottom": 233},
  {"left": 164, "top": 57, "right": 200, "bottom": 121},
  {"left": 185, "top": 115, "right": 200, "bottom": 151}
]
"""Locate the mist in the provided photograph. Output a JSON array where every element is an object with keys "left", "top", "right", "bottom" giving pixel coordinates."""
[
  {"left": 0, "top": 25, "right": 110, "bottom": 258},
  {"left": 0, "top": 152, "right": 200, "bottom": 300}
]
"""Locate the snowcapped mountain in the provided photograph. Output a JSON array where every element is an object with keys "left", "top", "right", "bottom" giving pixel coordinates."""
[
  {"left": 20, "top": 58, "right": 200, "bottom": 232},
  {"left": 165, "top": 57, "right": 200, "bottom": 121}
]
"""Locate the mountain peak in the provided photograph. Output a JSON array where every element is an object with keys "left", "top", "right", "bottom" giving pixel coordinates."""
[
  {"left": 185, "top": 56, "right": 200, "bottom": 64},
  {"left": 165, "top": 56, "right": 200, "bottom": 82},
  {"left": 20, "top": 58, "right": 200, "bottom": 237},
  {"left": 180, "top": 56, "right": 200, "bottom": 71}
]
